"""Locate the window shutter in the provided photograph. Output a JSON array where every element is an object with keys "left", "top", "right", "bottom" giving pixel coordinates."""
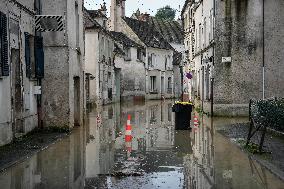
[
  {"left": 35, "top": 36, "right": 44, "bottom": 78},
  {"left": 0, "top": 12, "right": 9, "bottom": 76},
  {"left": 24, "top": 32, "right": 31, "bottom": 78}
]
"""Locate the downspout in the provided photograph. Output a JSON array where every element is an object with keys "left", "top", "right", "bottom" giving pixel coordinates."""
[
  {"left": 35, "top": 0, "right": 43, "bottom": 128},
  {"left": 262, "top": 0, "right": 265, "bottom": 99}
]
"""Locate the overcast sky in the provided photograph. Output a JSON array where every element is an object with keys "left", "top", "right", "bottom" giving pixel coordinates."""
[{"left": 84, "top": 0, "right": 185, "bottom": 19}]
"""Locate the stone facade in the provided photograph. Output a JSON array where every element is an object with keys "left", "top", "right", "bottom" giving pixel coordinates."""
[
  {"left": 0, "top": 0, "right": 39, "bottom": 145},
  {"left": 182, "top": 0, "right": 284, "bottom": 116},
  {"left": 145, "top": 48, "right": 175, "bottom": 100},
  {"left": 41, "top": 0, "right": 85, "bottom": 127},
  {"left": 108, "top": 0, "right": 182, "bottom": 101},
  {"left": 110, "top": 32, "right": 146, "bottom": 102}
]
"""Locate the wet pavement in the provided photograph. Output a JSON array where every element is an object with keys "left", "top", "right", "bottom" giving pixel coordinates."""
[{"left": 0, "top": 100, "right": 283, "bottom": 189}]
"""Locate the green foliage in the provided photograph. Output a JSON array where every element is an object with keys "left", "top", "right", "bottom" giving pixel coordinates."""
[
  {"left": 251, "top": 98, "right": 284, "bottom": 132},
  {"left": 155, "top": 5, "right": 176, "bottom": 21}
]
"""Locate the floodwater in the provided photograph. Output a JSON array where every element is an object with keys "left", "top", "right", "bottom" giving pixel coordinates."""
[{"left": 0, "top": 100, "right": 283, "bottom": 189}]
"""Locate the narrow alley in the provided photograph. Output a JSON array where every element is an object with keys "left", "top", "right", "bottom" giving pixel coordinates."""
[{"left": 0, "top": 100, "right": 283, "bottom": 189}]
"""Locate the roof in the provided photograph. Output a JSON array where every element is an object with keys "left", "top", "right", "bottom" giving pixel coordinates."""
[
  {"left": 83, "top": 8, "right": 101, "bottom": 29},
  {"left": 181, "top": 0, "right": 191, "bottom": 15},
  {"left": 122, "top": 17, "right": 173, "bottom": 50},
  {"left": 110, "top": 31, "right": 144, "bottom": 49},
  {"left": 148, "top": 17, "right": 184, "bottom": 44},
  {"left": 87, "top": 10, "right": 107, "bottom": 19},
  {"left": 173, "top": 51, "right": 183, "bottom": 65}
]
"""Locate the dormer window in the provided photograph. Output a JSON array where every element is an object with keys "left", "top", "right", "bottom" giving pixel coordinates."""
[
  {"left": 165, "top": 56, "right": 168, "bottom": 70},
  {"left": 137, "top": 49, "right": 143, "bottom": 61},
  {"left": 148, "top": 53, "right": 154, "bottom": 67},
  {"left": 125, "top": 48, "right": 131, "bottom": 61}
]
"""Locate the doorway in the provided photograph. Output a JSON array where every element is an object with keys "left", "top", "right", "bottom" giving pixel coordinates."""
[
  {"left": 74, "top": 76, "right": 80, "bottom": 126},
  {"left": 11, "top": 48, "right": 23, "bottom": 134}
]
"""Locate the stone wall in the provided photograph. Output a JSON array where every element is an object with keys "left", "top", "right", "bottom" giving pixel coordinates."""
[
  {"left": 213, "top": 0, "right": 284, "bottom": 116},
  {"left": 41, "top": 0, "right": 85, "bottom": 127}
]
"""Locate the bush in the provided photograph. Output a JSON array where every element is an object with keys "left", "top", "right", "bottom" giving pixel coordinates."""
[{"left": 250, "top": 98, "right": 284, "bottom": 132}]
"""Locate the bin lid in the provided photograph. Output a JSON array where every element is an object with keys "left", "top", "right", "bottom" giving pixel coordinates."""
[{"left": 174, "top": 101, "right": 193, "bottom": 105}]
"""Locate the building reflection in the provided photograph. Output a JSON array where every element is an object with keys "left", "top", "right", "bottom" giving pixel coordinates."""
[
  {"left": 1, "top": 101, "right": 282, "bottom": 189},
  {"left": 84, "top": 100, "right": 182, "bottom": 186},
  {"left": 184, "top": 115, "right": 214, "bottom": 189},
  {"left": 184, "top": 114, "right": 284, "bottom": 189},
  {"left": 0, "top": 128, "right": 86, "bottom": 189}
]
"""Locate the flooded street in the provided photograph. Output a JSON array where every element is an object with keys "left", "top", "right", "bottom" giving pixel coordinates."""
[{"left": 0, "top": 100, "right": 283, "bottom": 189}]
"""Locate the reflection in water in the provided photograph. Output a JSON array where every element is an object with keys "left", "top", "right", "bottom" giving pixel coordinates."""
[
  {"left": 186, "top": 115, "right": 284, "bottom": 189},
  {"left": 0, "top": 128, "right": 85, "bottom": 189},
  {"left": 0, "top": 100, "right": 283, "bottom": 189}
]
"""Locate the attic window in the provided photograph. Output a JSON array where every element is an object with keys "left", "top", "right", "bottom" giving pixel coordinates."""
[
  {"left": 125, "top": 48, "right": 131, "bottom": 61},
  {"left": 137, "top": 49, "right": 143, "bottom": 61}
]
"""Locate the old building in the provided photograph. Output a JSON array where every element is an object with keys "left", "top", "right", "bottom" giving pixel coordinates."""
[
  {"left": 182, "top": 0, "right": 284, "bottom": 116},
  {"left": 0, "top": 0, "right": 44, "bottom": 145},
  {"left": 109, "top": 0, "right": 182, "bottom": 100},
  {"left": 131, "top": 11, "right": 185, "bottom": 100},
  {"left": 84, "top": 8, "right": 122, "bottom": 106},
  {"left": 40, "top": 0, "right": 85, "bottom": 127},
  {"left": 110, "top": 31, "right": 146, "bottom": 101}
]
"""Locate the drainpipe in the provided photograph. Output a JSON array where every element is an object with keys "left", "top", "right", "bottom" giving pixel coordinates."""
[
  {"left": 262, "top": 0, "right": 265, "bottom": 99},
  {"left": 35, "top": 0, "right": 43, "bottom": 128}
]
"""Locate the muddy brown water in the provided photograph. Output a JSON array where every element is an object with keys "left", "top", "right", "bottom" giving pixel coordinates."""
[{"left": 0, "top": 100, "right": 283, "bottom": 189}]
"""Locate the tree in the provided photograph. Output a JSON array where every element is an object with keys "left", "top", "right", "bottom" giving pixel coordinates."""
[{"left": 155, "top": 5, "right": 176, "bottom": 20}]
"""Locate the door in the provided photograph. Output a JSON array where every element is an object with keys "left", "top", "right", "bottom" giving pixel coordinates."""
[
  {"left": 11, "top": 48, "right": 23, "bottom": 133},
  {"left": 74, "top": 77, "right": 81, "bottom": 126}
]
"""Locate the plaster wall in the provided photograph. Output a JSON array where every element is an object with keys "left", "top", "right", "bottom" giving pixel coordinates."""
[
  {"left": 115, "top": 47, "right": 146, "bottom": 101},
  {"left": 0, "top": 0, "right": 38, "bottom": 145}
]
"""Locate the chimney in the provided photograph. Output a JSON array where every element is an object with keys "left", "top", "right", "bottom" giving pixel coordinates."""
[
  {"left": 139, "top": 12, "right": 150, "bottom": 22},
  {"left": 100, "top": 2, "right": 107, "bottom": 16},
  {"left": 136, "top": 8, "right": 141, "bottom": 17}
]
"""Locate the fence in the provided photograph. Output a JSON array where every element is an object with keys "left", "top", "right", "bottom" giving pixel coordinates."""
[{"left": 250, "top": 97, "right": 284, "bottom": 132}]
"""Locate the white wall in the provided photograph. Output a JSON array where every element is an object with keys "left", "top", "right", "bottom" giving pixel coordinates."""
[
  {"left": 0, "top": 0, "right": 40, "bottom": 145},
  {"left": 85, "top": 31, "right": 99, "bottom": 103}
]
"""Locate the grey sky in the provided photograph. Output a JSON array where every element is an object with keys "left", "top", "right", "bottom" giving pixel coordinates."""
[{"left": 84, "top": 0, "right": 185, "bottom": 19}]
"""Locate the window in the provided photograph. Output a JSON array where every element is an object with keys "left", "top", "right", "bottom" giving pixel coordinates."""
[
  {"left": 148, "top": 53, "right": 153, "bottom": 67},
  {"left": 137, "top": 49, "right": 142, "bottom": 61},
  {"left": 125, "top": 48, "right": 131, "bottom": 61},
  {"left": 165, "top": 56, "right": 167, "bottom": 70},
  {"left": 75, "top": 2, "right": 79, "bottom": 48},
  {"left": 150, "top": 106, "right": 157, "bottom": 124},
  {"left": 209, "top": 9, "right": 213, "bottom": 41},
  {"left": 103, "top": 20, "right": 106, "bottom": 28},
  {"left": 24, "top": 33, "right": 44, "bottom": 79},
  {"left": 168, "top": 104, "right": 172, "bottom": 122},
  {"left": 108, "top": 72, "right": 112, "bottom": 85},
  {"left": 199, "top": 24, "right": 201, "bottom": 50},
  {"left": 0, "top": 12, "right": 9, "bottom": 76},
  {"left": 167, "top": 77, "right": 172, "bottom": 94},
  {"left": 150, "top": 76, "right": 157, "bottom": 93},
  {"left": 204, "top": 18, "right": 207, "bottom": 47}
]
